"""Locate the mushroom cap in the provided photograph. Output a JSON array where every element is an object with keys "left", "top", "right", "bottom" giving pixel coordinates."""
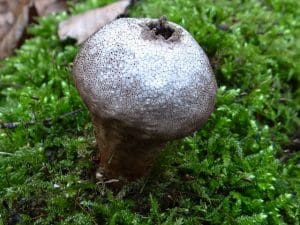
[{"left": 73, "top": 18, "right": 217, "bottom": 140}]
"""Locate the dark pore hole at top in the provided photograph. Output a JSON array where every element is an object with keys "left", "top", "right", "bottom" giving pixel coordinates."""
[{"left": 147, "top": 17, "right": 175, "bottom": 40}]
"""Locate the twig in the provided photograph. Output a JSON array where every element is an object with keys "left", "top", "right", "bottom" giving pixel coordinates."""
[
  {"left": 0, "top": 121, "right": 34, "bottom": 129},
  {"left": 31, "top": 214, "right": 45, "bottom": 220},
  {"left": 0, "top": 152, "right": 13, "bottom": 156},
  {"left": 0, "top": 82, "right": 23, "bottom": 89},
  {"left": 5, "top": 172, "right": 10, "bottom": 186},
  {"left": 75, "top": 200, "right": 97, "bottom": 225},
  {"left": 0, "top": 109, "right": 82, "bottom": 129}
]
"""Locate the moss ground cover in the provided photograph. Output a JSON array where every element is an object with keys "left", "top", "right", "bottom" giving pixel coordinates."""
[{"left": 0, "top": 0, "right": 299, "bottom": 224}]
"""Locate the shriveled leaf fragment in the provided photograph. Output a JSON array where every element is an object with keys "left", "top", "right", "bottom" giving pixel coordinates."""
[
  {"left": 0, "top": 1, "right": 14, "bottom": 40},
  {"left": 34, "top": 0, "right": 67, "bottom": 16},
  {"left": 0, "top": 0, "right": 32, "bottom": 59},
  {"left": 58, "top": 0, "right": 130, "bottom": 44}
]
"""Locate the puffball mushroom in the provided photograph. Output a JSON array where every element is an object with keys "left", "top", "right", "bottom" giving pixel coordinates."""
[{"left": 73, "top": 17, "right": 217, "bottom": 181}]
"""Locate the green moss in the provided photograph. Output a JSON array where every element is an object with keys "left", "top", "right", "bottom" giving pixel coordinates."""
[{"left": 0, "top": 0, "right": 299, "bottom": 224}]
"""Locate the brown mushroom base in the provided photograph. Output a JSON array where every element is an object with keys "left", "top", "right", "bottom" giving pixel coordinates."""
[{"left": 92, "top": 115, "right": 166, "bottom": 181}]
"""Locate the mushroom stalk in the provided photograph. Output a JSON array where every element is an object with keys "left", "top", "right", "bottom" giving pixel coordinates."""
[{"left": 92, "top": 115, "right": 165, "bottom": 180}]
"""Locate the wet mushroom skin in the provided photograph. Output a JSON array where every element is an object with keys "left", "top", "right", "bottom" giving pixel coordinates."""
[{"left": 73, "top": 18, "right": 217, "bottom": 180}]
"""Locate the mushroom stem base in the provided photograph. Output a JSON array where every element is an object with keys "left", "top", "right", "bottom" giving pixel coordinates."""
[{"left": 92, "top": 115, "right": 166, "bottom": 181}]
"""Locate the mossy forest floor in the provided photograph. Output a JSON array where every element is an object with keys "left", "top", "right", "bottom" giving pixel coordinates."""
[{"left": 0, "top": 0, "right": 299, "bottom": 224}]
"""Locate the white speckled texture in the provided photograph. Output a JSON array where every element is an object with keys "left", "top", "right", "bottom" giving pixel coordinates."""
[{"left": 73, "top": 17, "right": 217, "bottom": 140}]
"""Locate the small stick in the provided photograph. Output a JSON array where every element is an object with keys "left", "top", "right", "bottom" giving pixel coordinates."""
[
  {"left": 0, "top": 109, "right": 82, "bottom": 129},
  {"left": 0, "top": 152, "right": 13, "bottom": 156},
  {"left": 75, "top": 200, "right": 97, "bottom": 225},
  {"left": 0, "top": 82, "right": 23, "bottom": 88}
]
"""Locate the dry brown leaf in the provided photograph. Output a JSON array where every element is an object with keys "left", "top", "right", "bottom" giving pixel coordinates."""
[
  {"left": 0, "top": 0, "right": 32, "bottom": 59},
  {"left": 34, "top": 0, "right": 67, "bottom": 16},
  {"left": 6, "top": 0, "right": 22, "bottom": 16},
  {"left": 58, "top": 0, "right": 131, "bottom": 44},
  {"left": 0, "top": 2, "right": 14, "bottom": 40},
  {"left": 0, "top": 0, "right": 15, "bottom": 40},
  {"left": 0, "top": 0, "right": 67, "bottom": 59}
]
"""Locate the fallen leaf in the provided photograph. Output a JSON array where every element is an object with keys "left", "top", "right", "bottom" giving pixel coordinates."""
[
  {"left": 0, "top": 0, "right": 67, "bottom": 59},
  {"left": 58, "top": 0, "right": 130, "bottom": 44},
  {"left": 0, "top": 0, "right": 32, "bottom": 59},
  {"left": 34, "top": 0, "right": 67, "bottom": 16},
  {"left": 6, "top": 0, "right": 22, "bottom": 16},
  {"left": 0, "top": 1, "right": 14, "bottom": 40}
]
